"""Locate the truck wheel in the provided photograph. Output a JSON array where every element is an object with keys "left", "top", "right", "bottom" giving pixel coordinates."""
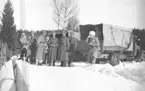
[{"left": 108, "top": 53, "right": 120, "bottom": 66}]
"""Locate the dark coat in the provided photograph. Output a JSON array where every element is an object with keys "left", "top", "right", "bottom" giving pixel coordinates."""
[
  {"left": 69, "top": 37, "right": 77, "bottom": 61},
  {"left": 48, "top": 37, "right": 58, "bottom": 60},
  {"left": 58, "top": 36, "right": 70, "bottom": 61},
  {"left": 30, "top": 39, "right": 37, "bottom": 58}
]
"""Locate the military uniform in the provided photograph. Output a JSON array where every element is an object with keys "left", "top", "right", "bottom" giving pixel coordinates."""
[
  {"left": 48, "top": 37, "right": 58, "bottom": 66},
  {"left": 68, "top": 37, "right": 77, "bottom": 66},
  {"left": 58, "top": 36, "right": 69, "bottom": 66},
  {"left": 36, "top": 35, "right": 46, "bottom": 64},
  {"left": 19, "top": 33, "right": 29, "bottom": 61},
  {"left": 87, "top": 36, "right": 100, "bottom": 64},
  {"left": 45, "top": 39, "right": 50, "bottom": 64},
  {"left": 30, "top": 39, "right": 37, "bottom": 64}
]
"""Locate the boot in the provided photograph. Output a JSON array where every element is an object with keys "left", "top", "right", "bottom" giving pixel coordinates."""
[
  {"left": 45, "top": 60, "right": 48, "bottom": 65},
  {"left": 53, "top": 60, "right": 55, "bottom": 66},
  {"left": 60, "top": 61, "right": 63, "bottom": 67},
  {"left": 65, "top": 62, "right": 68, "bottom": 67},
  {"left": 91, "top": 57, "right": 96, "bottom": 64},
  {"left": 68, "top": 63, "right": 70, "bottom": 67},
  {"left": 36, "top": 59, "right": 39, "bottom": 65},
  {"left": 68, "top": 60, "right": 71, "bottom": 67},
  {"left": 48, "top": 60, "right": 51, "bottom": 66}
]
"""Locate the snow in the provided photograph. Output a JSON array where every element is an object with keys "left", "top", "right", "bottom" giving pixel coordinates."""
[
  {"left": 0, "top": 59, "right": 15, "bottom": 91},
  {"left": 0, "top": 57, "right": 145, "bottom": 91}
]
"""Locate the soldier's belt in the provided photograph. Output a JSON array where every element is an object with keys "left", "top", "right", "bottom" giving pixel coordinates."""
[
  {"left": 40, "top": 42, "right": 45, "bottom": 43},
  {"left": 50, "top": 45, "right": 57, "bottom": 47},
  {"left": 60, "top": 44, "right": 66, "bottom": 46},
  {"left": 70, "top": 43, "right": 75, "bottom": 45},
  {"left": 89, "top": 45, "right": 98, "bottom": 47}
]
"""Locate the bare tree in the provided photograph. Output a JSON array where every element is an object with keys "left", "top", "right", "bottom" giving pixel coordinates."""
[
  {"left": 67, "top": 14, "right": 79, "bottom": 31},
  {"left": 52, "top": 0, "right": 78, "bottom": 30},
  {"left": 61, "top": 0, "right": 78, "bottom": 29},
  {"left": 52, "top": 0, "right": 63, "bottom": 30}
]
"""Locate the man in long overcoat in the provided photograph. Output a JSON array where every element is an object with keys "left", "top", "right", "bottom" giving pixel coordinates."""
[
  {"left": 58, "top": 31, "right": 70, "bottom": 67},
  {"left": 68, "top": 31, "right": 77, "bottom": 66},
  {"left": 36, "top": 31, "right": 46, "bottom": 65},
  {"left": 87, "top": 31, "right": 100, "bottom": 64},
  {"left": 48, "top": 31, "right": 58, "bottom": 66},
  {"left": 44, "top": 35, "right": 50, "bottom": 65},
  {"left": 30, "top": 39, "right": 37, "bottom": 64}
]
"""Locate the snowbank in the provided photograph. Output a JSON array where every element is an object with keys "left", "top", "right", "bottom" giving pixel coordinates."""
[
  {"left": 83, "top": 61, "right": 145, "bottom": 91},
  {"left": 0, "top": 60, "right": 15, "bottom": 91},
  {"left": 28, "top": 61, "right": 145, "bottom": 91},
  {"left": 1, "top": 58, "right": 145, "bottom": 91}
]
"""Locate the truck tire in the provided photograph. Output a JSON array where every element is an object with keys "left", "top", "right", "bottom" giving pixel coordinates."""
[{"left": 108, "top": 53, "right": 120, "bottom": 66}]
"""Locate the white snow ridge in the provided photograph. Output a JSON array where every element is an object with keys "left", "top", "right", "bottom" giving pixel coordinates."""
[{"left": 0, "top": 58, "right": 145, "bottom": 91}]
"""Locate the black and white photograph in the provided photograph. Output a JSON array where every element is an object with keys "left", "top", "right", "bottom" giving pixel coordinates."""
[{"left": 0, "top": 0, "right": 145, "bottom": 91}]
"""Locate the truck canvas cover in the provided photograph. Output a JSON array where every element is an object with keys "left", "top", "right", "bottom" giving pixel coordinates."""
[
  {"left": 103, "top": 24, "right": 133, "bottom": 51},
  {"left": 79, "top": 24, "right": 133, "bottom": 52}
]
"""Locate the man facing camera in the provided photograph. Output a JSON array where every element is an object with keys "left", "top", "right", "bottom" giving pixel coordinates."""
[{"left": 87, "top": 31, "right": 100, "bottom": 64}]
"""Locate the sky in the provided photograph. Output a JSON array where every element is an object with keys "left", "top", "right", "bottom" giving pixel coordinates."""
[{"left": 0, "top": 0, "right": 145, "bottom": 30}]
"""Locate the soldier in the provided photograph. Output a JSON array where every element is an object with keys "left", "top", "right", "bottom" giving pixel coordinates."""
[
  {"left": 36, "top": 31, "right": 46, "bottom": 65},
  {"left": 44, "top": 35, "right": 50, "bottom": 65},
  {"left": 30, "top": 39, "right": 37, "bottom": 64},
  {"left": 58, "top": 31, "right": 70, "bottom": 67},
  {"left": 29, "top": 32, "right": 37, "bottom": 64},
  {"left": 134, "top": 36, "right": 140, "bottom": 58},
  {"left": 48, "top": 31, "right": 58, "bottom": 66},
  {"left": 87, "top": 31, "right": 100, "bottom": 64},
  {"left": 19, "top": 33, "right": 29, "bottom": 61},
  {"left": 26, "top": 36, "right": 32, "bottom": 63},
  {"left": 68, "top": 31, "right": 77, "bottom": 66}
]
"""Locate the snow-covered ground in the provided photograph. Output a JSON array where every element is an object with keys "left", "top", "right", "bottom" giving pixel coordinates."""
[{"left": 0, "top": 57, "right": 145, "bottom": 91}]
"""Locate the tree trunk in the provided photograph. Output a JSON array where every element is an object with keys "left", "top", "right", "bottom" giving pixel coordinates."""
[
  {"left": 0, "top": 41, "right": 3, "bottom": 70},
  {"left": 0, "top": 41, "right": 6, "bottom": 70},
  {"left": 1, "top": 42, "right": 7, "bottom": 60}
]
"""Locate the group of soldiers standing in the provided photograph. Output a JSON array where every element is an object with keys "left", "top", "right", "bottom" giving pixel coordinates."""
[
  {"left": 19, "top": 30, "right": 77, "bottom": 67},
  {"left": 19, "top": 30, "right": 100, "bottom": 67}
]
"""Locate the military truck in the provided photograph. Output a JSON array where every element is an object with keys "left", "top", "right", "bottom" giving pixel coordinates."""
[{"left": 79, "top": 23, "right": 139, "bottom": 66}]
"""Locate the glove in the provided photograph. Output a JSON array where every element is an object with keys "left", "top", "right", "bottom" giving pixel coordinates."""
[
  {"left": 53, "top": 45, "right": 57, "bottom": 47},
  {"left": 89, "top": 43, "right": 93, "bottom": 46},
  {"left": 50, "top": 45, "right": 54, "bottom": 47},
  {"left": 89, "top": 45, "right": 93, "bottom": 49}
]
